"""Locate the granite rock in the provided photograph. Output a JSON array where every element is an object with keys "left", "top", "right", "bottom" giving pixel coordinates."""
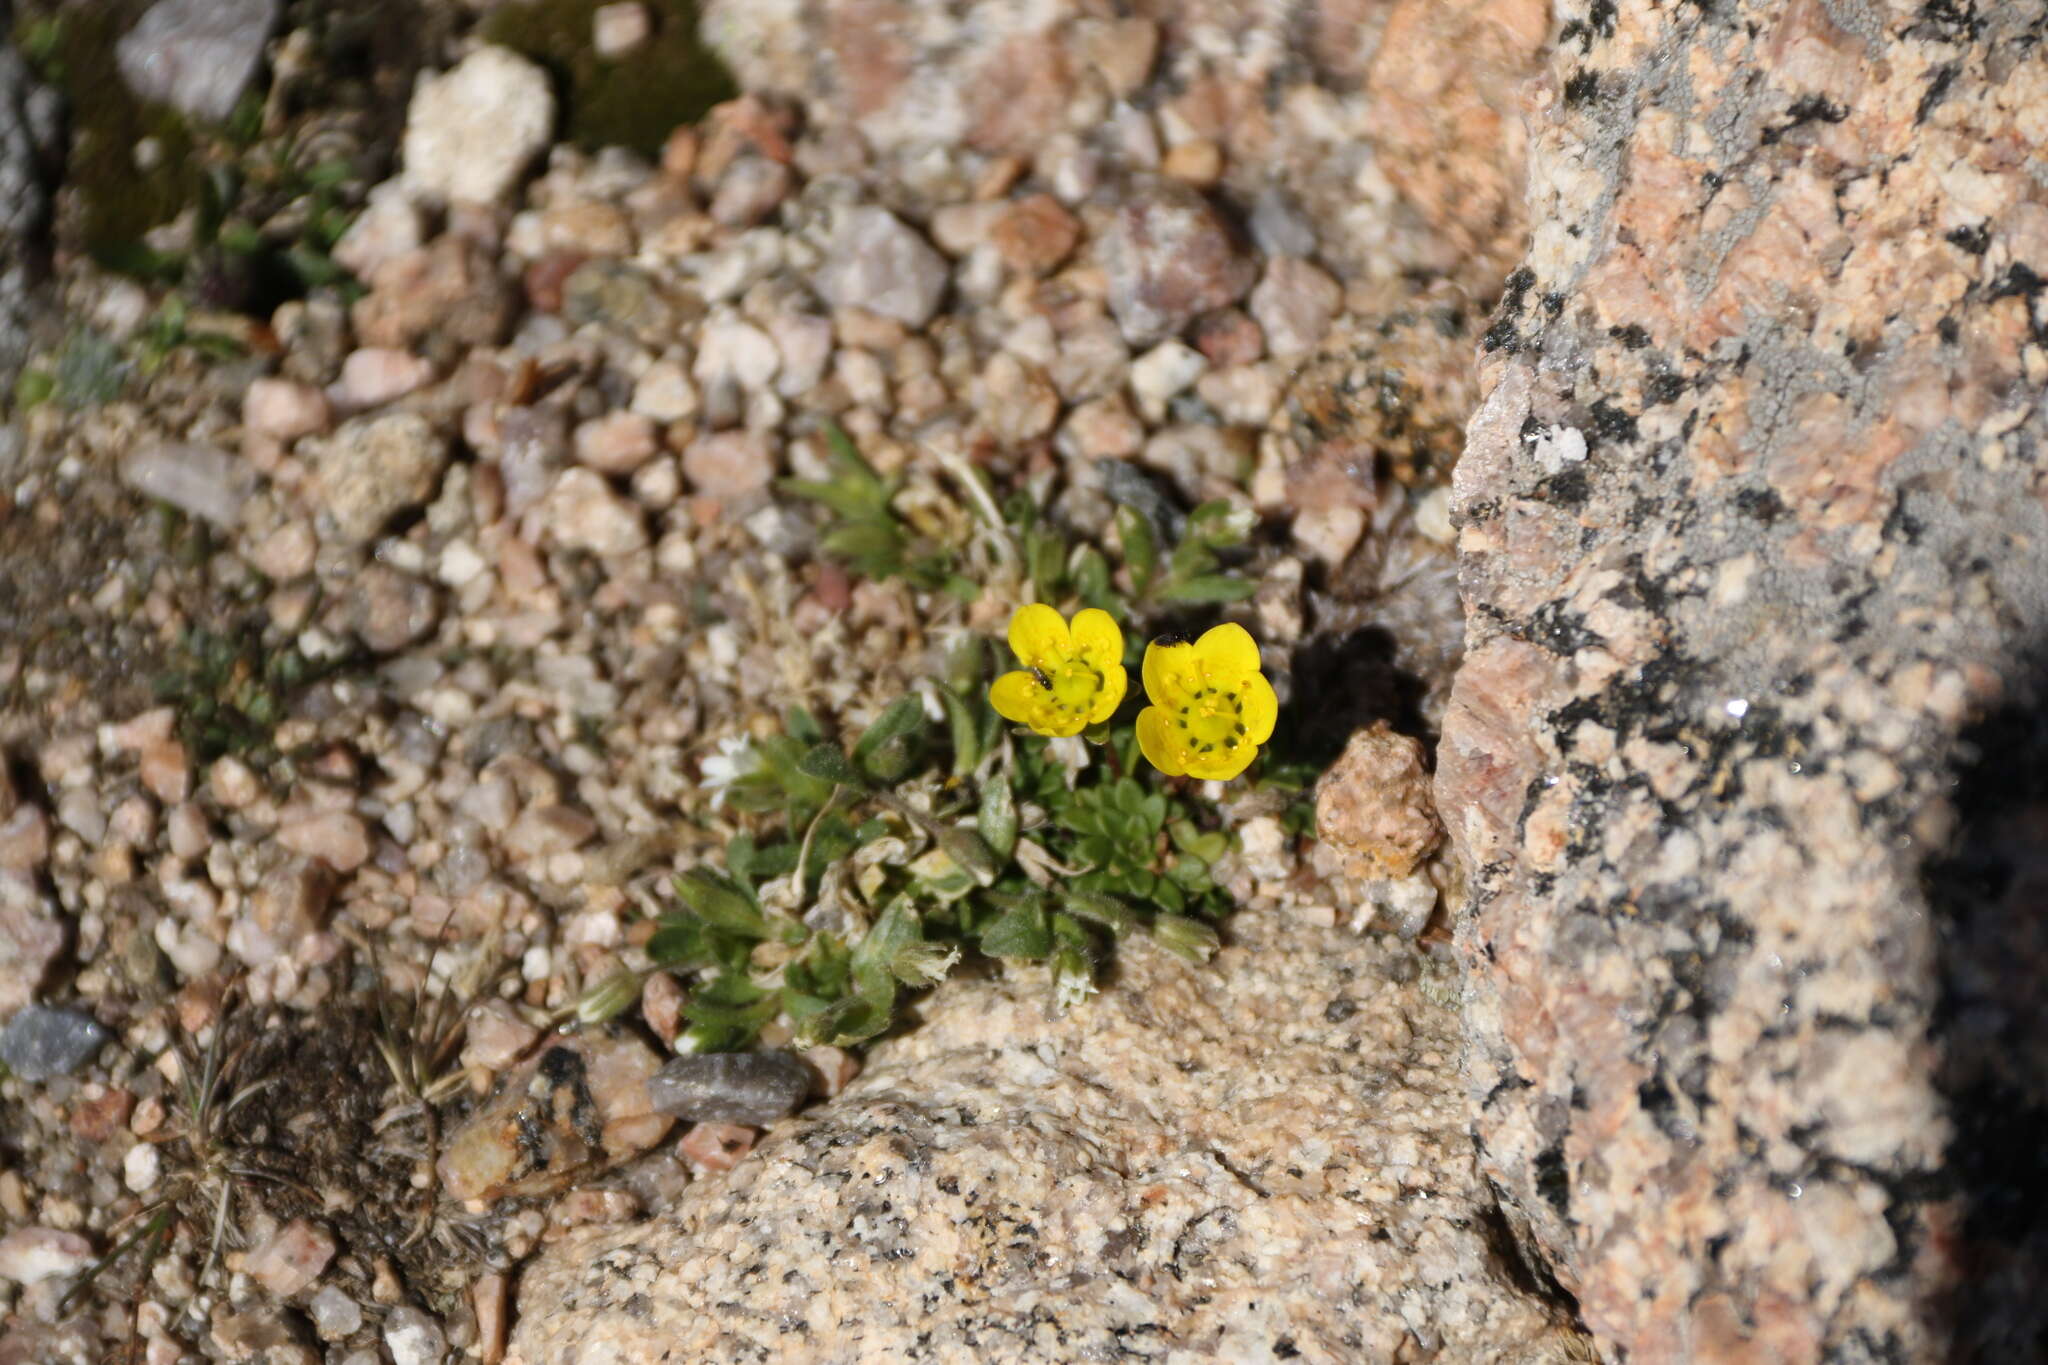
[
  {"left": 508, "top": 914, "right": 1565, "bottom": 1362},
  {"left": 1435, "top": 2, "right": 2048, "bottom": 1360}
]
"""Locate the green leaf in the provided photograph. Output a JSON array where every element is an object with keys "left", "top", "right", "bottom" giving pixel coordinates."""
[
  {"left": 935, "top": 682, "right": 982, "bottom": 776},
  {"left": 1072, "top": 546, "right": 1112, "bottom": 606},
  {"left": 647, "top": 914, "right": 716, "bottom": 968},
  {"left": 852, "top": 696, "right": 925, "bottom": 781},
  {"left": 798, "top": 742, "right": 866, "bottom": 789},
  {"left": 1186, "top": 499, "right": 1257, "bottom": 548},
  {"left": 1026, "top": 526, "right": 1067, "bottom": 597},
  {"left": 979, "top": 898, "right": 1051, "bottom": 959},
  {"left": 788, "top": 707, "right": 826, "bottom": 744},
  {"left": 978, "top": 777, "right": 1018, "bottom": 861},
  {"left": 1114, "top": 504, "right": 1159, "bottom": 595},
  {"left": 1152, "top": 914, "right": 1221, "bottom": 963},
  {"left": 1157, "top": 574, "right": 1258, "bottom": 605},
  {"left": 939, "top": 827, "right": 1003, "bottom": 887},
  {"left": 797, "top": 993, "right": 891, "bottom": 1048},
  {"left": 674, "top": 870, "right": 770, "bottom": 940},
  {"left": 851, "top": 900, "right": 922, "bottom": 1007},
  {"left": 1059, "top": 889, "right": 1133, "bottom": 938}
]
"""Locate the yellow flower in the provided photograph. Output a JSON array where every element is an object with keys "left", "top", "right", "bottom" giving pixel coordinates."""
[
  {"left": 988, "top": 604, "right": 1128, "bottom": 738},
  {"left": 1135, "top": 623, "right": 1277, "bottom": 781}
]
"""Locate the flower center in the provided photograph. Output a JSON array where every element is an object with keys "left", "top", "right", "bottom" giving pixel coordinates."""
[
  {"left": 1167, "top": 683, "right": 1248, "bottom": 764},
  {"left": 1037, "top": 659, "right": 1105, "bottom": 719}
]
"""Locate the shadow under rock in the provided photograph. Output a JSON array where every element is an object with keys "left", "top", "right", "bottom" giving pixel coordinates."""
[
  {"left": 1923, "top": 648, "right": 2048, "bottom": 1363},
  {"left": 1276, "top": 624, "right": 1432, "bottom": 773}
]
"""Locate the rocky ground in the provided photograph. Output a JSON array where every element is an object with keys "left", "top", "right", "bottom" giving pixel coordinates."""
[{"left": 0, "top": 1, "right": 1574, "bottom": 1362}]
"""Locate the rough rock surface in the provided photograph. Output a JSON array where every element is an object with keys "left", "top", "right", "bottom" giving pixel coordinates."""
[
  {"left": 1436, "top": 1, "right": 2048, "bottom": 1360},
  {"left": 509, "top": 914, "right": 1565, "bottom": 1363},
  {"left": 0, "top": 18, "right": 57, "bottom": 389}
]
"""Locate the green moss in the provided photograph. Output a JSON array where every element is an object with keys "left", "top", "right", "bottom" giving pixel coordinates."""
[
  {"left": 13, "top": 2, "right": 209, "bottom": 257},
  {"left": 481, "top": 0, "right": 737, "bottom": 157}
]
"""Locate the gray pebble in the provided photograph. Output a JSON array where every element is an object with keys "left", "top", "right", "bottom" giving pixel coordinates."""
[
  {"left": 0, "top": 1005, "right": 110, "bottom": 1081},
  {"left": 649, "top": 1050, "right": 813, "bottom": 1126}
]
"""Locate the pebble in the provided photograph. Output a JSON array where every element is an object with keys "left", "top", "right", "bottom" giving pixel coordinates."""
[
  {"left": 438, "top": 1034, "right": 668, "bottom": 1202},
  {"left": 801, "top": 1045, "right": 860, "bottom": 1099},
  {"left": 244, "top": 1218, "right": 336, "bottom": 1297},
  {"left": 677, "top": 1121, "right": 757, "bottom": 1173},
  {"left": 593, "top": 1, "right": 651, "bottom": 57},
  {"left": 56, "top": 787, "right": 106, "bottom": 845},
  {"left": 349, "top": 565, "right": 442, "bottom": 653},
  {"left": 1190, "top": 308, "right": 1264, "bottom": 367},
  {"left": 331, "top": 347, "right": 435, "bottom": 410},
  {"left": 1161, "top": 138, "right": 1223, "bottom": 186},
  {"left": 648, "top": 1049, "right": 813, "bottom": 1126},
  {"left": 0, "top": 1227, "right": 93, "bottom": 1285},
  {"left": 119, "top": 441, "right": 255, "bottom": 528},
  {"left": 248, "top": 519, "right": 317, "bottom": 581},
  {"left": 1249, "top": 256, "right": 1341, "bottom": 358},
  {"left": 0, "top": 1005, "right": 110, "bottom": 1081},
  {"left": 0, "top": 891, "right": 62, "bottom": 1014},
  {"left": 1128, "top": 339, "right": 1206, "bottom": 423},
  {"left": 693, "top": 315, "right": 781, "bottom": 398},
  {"left": 1078, "top": 16, "right": 1158, "bottom": 98},
  {"left": 979, "top": 352, "right": 1059, "bottom": 445},
  {"left": 402, "top": 45, "right": 556, "bottom": 205},
  {"left": 812, "top": 207, "right": 950, "bottom": 327},
  {"left": 276, "top": 810, "right": 371, "bottom": 872},
  {"left": 332, "top": 181, "right": 426, "bottom": 279},
  {"left": 1315, "top": 722, "right": 1443, "bottom": 880},
  {"left": 497, "top": 406, "right": 569, "bottom": 517},
  {"left": 682, "top": 429, "right": 775, "bottom": 503},
  {"left": 384, "top": 1306, "right": 449, "bottom": 1365},
  {"left": 990, "top": 193, "right": 1081, "bottom": 276},
  {"left": 0, "top": 806, "right": 53, "bottom": 877},
  {"left": 573, "top": 411, "right": 660, "bottom": 476},
  {"left": 167, "top": 803, "right": 211, "bottom": 860},
  {"left": 114, "top": 0, "right": 279, "bottom": 123},
  {"left": 1102, "top": 182, "right": 1257, "bottom": 345},
  {"left": 630, "top": 361, "right": 699, "bottom": 423},
  {"left": 1249, "top": 185, "right": 1318, "bottom": 259},
  {"left": 307, "top": 413, "right": 450, "bottom": 545},
  {"left": 504, "top": 804, "right": 597, "bottom": 858},
  {"left": 244, "top": 378, "right": 331, "bottom": 441},
  {"left": 123, "top": 1141, "right": 162, "bottom": 1193},
  {"left": 542, "top": 468, "right": 648, "bottom": 556},
  {"left": 710, "top": 156, "right": 792, "bottom": 227},
  {"left": 460, "top": 998, "right": 540, "bottom": 1071},
  {"left": 308, "top": 1284, "right": 364, "bottom": 1341},
  {"left": 210, "top": 756, "right": 260, "bottom": 808},
  {"left": 1060, "top": 393, "right": 1145, "bottom": 459},
  {"left": 138, "top": 740, "right": 191, "bottom": 805},
  {"left": 354, "top": 238, "right": 518, "bottom": 352}
]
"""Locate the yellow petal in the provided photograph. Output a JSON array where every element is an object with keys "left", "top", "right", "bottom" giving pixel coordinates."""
[
  {"left": 988, "top": 671, "right": 1047, "bottom": 727},
  {"left": 1135, "top": 707, "right": 1184, "bottom": 776},
  {"left": 1088, "top": 664, "right": 1128, "bottom": 725},
  {"left": 1068, "top": 608, "right": 1124, "bottom": 671},
  {"left": 1238, "top": 672, "right": 1279, "bottom": 746},
  {"left": 1193, "top": 622, "right": 1261, "bottom": 681},
  {"left": 1008, "top": 603, "right": 1071, "bottom": 671},
  {"left": 1142, "top": 637, "right": 1199, "bottom": 709},
  {"left": 1185, "top": 743, "right": 1258, "bottom": 782}
]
